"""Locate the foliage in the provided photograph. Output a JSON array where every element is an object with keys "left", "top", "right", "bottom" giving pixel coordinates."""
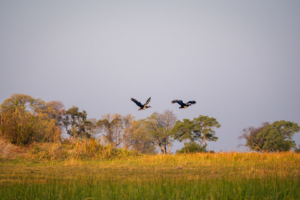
[
  {"left": 172, "top": 115, "right": 221, "bottom": 146},
  {"left": 238, "top": 122, "right": 269, "bottom": 151},
  {"left": 63, "top": 106, "right": 94, "bottom": 139},
  {"left": 0, "top": 103, "right": 59, "bottom": 145},
  {"left": 0, "top": 94, "right": 63, "bottom": 145},
  {"left": 176, "top": 142, "right": 206, "bottom": 154},
  {"left": 96, "top": 114, "right": 135, "bottom": 148},
  {"left": 239, "top": 121, "right": 300, "bottom": 152},
  {"left": 126, "top": 120, "right": 157, "bottom": 154},
  {"left": 43, "top": 100, "right": 66, "bottom": 129},
  {"left": 0, "top": 102, "right": 38, "bottom": 145},
  {"left": 35, "top": 112, "right": 61, "bottom": 142},
  {"left": 96, "top": 111, "right": 176, "bottom": 154},
  {"left": 0, "top": 94, "right": 35, "bottom": 113},
  {"left": 142, "top": 110, "right": 177, "bottom": 154}
]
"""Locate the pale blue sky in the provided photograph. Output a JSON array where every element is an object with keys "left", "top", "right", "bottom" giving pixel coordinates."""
[{"left": 1, "top": 1, "right": 299, "bottom": 152}]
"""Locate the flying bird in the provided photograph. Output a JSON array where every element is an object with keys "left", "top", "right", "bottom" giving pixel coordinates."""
[
  {"left": 131, "top": 97, "right": 151, "bottom": 111},
  {"left": 172, "top": 100, "right": 196, "bottom": 109}
]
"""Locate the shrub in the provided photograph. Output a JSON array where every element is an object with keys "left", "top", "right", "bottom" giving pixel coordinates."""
[
  {"left": 176, "top": 142, "right": 206, "bottom": 154},
  {"left": 0, "top": 102, "right": 59, "bottom": 145},
  {"left": 0, "top": 106, "right": 38, "bottom": 145}
]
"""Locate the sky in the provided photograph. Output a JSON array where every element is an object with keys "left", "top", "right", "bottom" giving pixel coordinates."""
[{"left": 1, "top": 1, "right": 299, "bottom": 152}]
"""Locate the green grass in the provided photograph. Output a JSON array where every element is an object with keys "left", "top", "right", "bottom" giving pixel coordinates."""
[
  {"left": 1, "top": 176, "right": 299, "bottom": 200},
  {"left": 1, "top": 152, "right": 300, "bottom": 199}
]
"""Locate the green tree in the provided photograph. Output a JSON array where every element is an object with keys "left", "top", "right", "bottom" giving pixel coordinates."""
[
  {"left": 239, "top": 121, "right": 300, "bottom": 152},
  {"left": 172, "top": 115, "right": 221, "bottom": 146},
  {"left": 63, "top": 106, "right": 93, "bottom": 138},
  {"left": 238, "top": 122, "right": 269, "bottom": 151}
]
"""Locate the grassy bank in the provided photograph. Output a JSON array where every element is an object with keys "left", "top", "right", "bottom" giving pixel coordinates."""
[{"left": 0, "top": 152, "right": 299, "bottom": 199}]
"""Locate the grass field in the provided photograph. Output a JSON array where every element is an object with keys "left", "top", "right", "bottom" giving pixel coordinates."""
[{"left": 1, "top": 152, "right": 300, "bottom": 199}]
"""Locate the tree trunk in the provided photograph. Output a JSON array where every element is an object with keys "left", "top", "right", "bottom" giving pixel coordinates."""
[{"left": 167, "top": 138, "right": 171, "bottom": 154}]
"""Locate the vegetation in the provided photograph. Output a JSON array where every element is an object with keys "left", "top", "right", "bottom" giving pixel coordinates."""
[
  {"left": 96, "top": 113, "right": 135, "bottom": 148},
  {"left": 0, "top": 95, "right": 179, "bottom": 154},
  {"left": 141, "top": 110, "right": 177, "bottom": 154},
  {"left": 176, "top": 142, "right": 207, "bottom": 153},
  {"left": 172, "top": 115, "right": 221, "bottom": 147},
  {"left": 126, "top": 120, "right": 157, "bottom": 154},
  {"left": 1, "top": 93, "right": 300, "bottom": 199},
  {"left": 63, "top": 106, "right": 94, "bottom": 139},
  {"left": 296, "top": 144, "right": 300, "bottom": 153},
  {"left": 0, "top": 152, "right": 299, "bottom": 199},
  {"left": 0, "top": 94, "right": 60, "bottom": 145},
  {"left": 239, "top": 121, "right": 300, "bottom": 152}
]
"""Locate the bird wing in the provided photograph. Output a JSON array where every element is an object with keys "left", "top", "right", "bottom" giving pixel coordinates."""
[
  {"left": 172, "top": 100, "right": 184, "bottom": 106},
  {"left": 187, "top": 101, "right": 196, "bottom": 105},
  {"left": 144, "top": 97, "right": 151, "bottom": 106},
  {"left": 131, "top": 98, "right": 142, "bottom": 107}
]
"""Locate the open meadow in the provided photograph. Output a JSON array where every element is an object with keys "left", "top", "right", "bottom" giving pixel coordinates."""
[
  {"left": 1, "top": 152, "right": 299, "bottom": 200},
  {"left": 2, "top": 1, "right": 300, "bottom": 199}
]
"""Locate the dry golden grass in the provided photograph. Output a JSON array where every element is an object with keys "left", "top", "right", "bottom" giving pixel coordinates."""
[
  {"left": 1, "top": 149, "right": 299, "bottom": 199},
  {"left": 1, "top": 151, "right": 299, "bottom": 183}
]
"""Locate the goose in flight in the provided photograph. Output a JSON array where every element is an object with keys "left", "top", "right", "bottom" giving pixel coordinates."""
[
  {"left": 172, "top": 99, "right": 196, "bottom": 109},
  {"left": 131, "top": 97, "right": 151, "bottom": 111}
]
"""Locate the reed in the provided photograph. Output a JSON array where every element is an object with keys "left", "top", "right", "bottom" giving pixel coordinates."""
[{"left": 0, "top": 152, "right": 299, "bottom": 199}]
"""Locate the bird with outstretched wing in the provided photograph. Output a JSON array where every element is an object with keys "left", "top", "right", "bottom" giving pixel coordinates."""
[
  {"left": 131, "top": 97, "right": 152, "bottom": 110},
  {"left": 172, "top": 99, "right": 196, "bottom": 109}
]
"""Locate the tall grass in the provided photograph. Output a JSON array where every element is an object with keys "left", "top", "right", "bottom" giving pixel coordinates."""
[
  {"left": 1, "top": 175, "right": 298, "bottom": 200},
  {"left": 1, "top": 151, "right": 299, "bottom": 199},
  {"left": 15, "top": 138, "right": 140, "bottom": 161}
]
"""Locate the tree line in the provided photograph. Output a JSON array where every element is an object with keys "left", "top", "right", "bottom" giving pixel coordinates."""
[{"left": 0, "top": 94, "right": 299, "bottom": 153}]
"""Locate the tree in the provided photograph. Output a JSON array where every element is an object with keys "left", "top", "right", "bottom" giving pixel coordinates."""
[
  {"left": 45, "top": 100, "right": 66, "bottom": 129},
  {"left": 63, "top": 106, "right": 94, "bottom": 139},
  {"left": 87, "top": 118, "right": 101, "bottom": 136},
  {"left": 0, "top": 101, "right": 38, "bottom": 145},
  {"left": 142, "top": 110, "right": 177, "bottom": 154},
  {"left": 124, "top": 120, "right": 157, "bottom": 154},
  {"left": 239, "top": 121, "right": 300, "bottom": 152},
  {"left": 238, "top": 122, "right": 269, "bottom": 152},
  {"left": 0, "top": 94, "right": 34, "bottom": 113},
  {"left": 172, "top": 115, "right": 221, "bottom": 146},
  {"left": 96, "top": 114, "right": 135, "bottom": 148},
  {"left": 0, "top": 96, "right": 59, "bottom": 145},
  {"left": 1, "top": 94, "right": 66, "bottom": 133}
]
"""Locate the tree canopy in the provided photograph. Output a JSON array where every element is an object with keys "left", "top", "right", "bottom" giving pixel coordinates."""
[
  {"left": 141, "top": 110, "right": 177, "bottom": 154},
  {"left": 63, "top": 106, "right": 95, "bottom": 139},
  {"left": 239, "top": 121, "right": 300, "bottom": 152},
  {"left": 172, "top": 115, "right": 221, "bottom": 146},
  {"left": 96, "top": 114, "right": 135, "bottom": 148},
  {"left": 0, "top": 94, "right": 61, "bottom": 145}
]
